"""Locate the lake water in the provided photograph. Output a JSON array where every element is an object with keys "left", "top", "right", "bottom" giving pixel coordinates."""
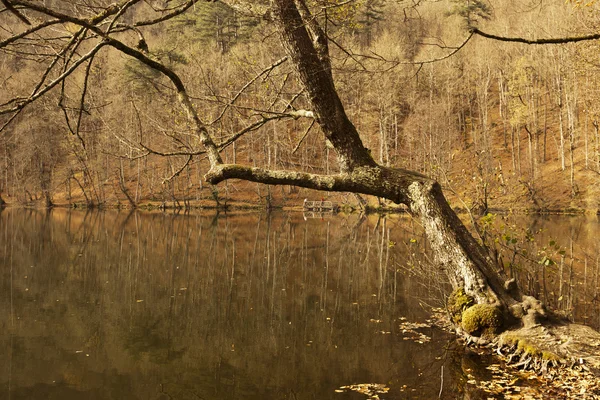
[{"left": 1, "top": 209, "right": 598, "bottom": 399}]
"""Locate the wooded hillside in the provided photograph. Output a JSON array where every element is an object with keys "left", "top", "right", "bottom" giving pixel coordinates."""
[{"left": 1, "top": 0, "right": 599, "bottom": 211}]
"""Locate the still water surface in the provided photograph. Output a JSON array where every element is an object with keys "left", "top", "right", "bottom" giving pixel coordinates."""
[{"left": 1, "top": 209, "right": 598, "bottom": 399}]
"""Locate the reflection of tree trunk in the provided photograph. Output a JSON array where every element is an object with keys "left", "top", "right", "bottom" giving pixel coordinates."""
[
  {"left": 510, "top": 126, "right": 516, "bottom": 171},
  {"left": 353, "top": 193, "right": 367, "bottom": 211}
]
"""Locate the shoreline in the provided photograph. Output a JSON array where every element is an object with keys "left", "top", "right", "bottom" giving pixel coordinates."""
[{"left": 1, "top": 200, "right": 598, "bottom": 216}]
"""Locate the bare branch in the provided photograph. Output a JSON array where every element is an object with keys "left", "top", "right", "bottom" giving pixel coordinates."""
[
  {"left": 0, "top": 41, "right": 106, "bottom": 115},
  {"left": 131, "top": 0, "right": 201, "bottom": 27},
  {"left": 471, "top": 27, "right": 600, "bottom": 45},
  {"left": 2, "top": 0, "right": 31, "bottom": 24},
  {"left": 11, "top": 0, "right": 223, "bottom": 167},
  {"left": 162, "top": 155, "right": 193, "bottom": 184},
  {"left": 0, "top": 19, "right": 61, "bottom": 49},
  {"left": 292, "top": 119, "right": 315, "bottom": 154},
  {"left": 210, "top": 56, "right": 288, "bottom": 125}
]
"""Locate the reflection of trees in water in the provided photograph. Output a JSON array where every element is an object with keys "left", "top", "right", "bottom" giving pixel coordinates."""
[{"left": 4, "top": 210, "right": 597, "bottom": 398}]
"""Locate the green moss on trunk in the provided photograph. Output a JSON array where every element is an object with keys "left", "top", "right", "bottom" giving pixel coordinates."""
[
  {"left": 447, "top": 288, "right": 475, "bottom": 323},
  {"left": 461, "top": 304, "right": 503, "bottom": 336}
]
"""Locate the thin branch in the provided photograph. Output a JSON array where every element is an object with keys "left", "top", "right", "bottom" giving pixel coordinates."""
[
  {"left": 132, "top": 0, "right": 200, "bottom": 27},
  {"left": 328, "top": 34, "right": 368, "bottom": 71},
  {"left": 137, "top": 142, "right": 205, "bottom": 157},
  {"left": 74, "top": 56, "right": 95, "bottom": 146},
  {"left": 137, "top": 110, "right": 312, "bottom": 158},
  {"left": 162, "top": 155, "right": 193, "bottom": 183},
  {"left": 210, "top": 56, "right": 288, "bottom": 125},
  {"left": 106, "top": 0, "right": 142, "bottom": 33},
  {"left": 43, "top": 28, "right": 88, "bottom": 96},
  {"left": 267, "top": 73, "right": 290, "bottom": 111},
  {"left": 0, "top": 109, "right": 21, "bottom": 134},
  {"left": 2, "top": 0, "right": 31, "bottom": 24},
  {"left": 0, "top": 19, "right": 61, "bottom": 49},
  {"left": 292, "top": 119, "right": 315, "bottom": 154},
  {"left": 0, "top": 41, "right": 106, "bottom": 115},
  {"left": 216, "top": 113, "right": 297, "bottom": 149},
  {"left": 369, "top": 31, "right": 474, "bottom": 70},
  {"left": 471, "top": 28, "right": 600, "bottom": 45}
]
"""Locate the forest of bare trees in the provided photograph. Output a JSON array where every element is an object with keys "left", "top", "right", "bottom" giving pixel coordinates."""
[
  {"left": 1, "top": 0, "right": 599, "bottom": 212},
  {"left": 3, "top": 0, "right": 600, "bottom": 387}
]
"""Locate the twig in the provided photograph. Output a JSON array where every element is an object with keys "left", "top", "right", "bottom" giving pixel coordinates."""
[
  {"left": 292, "top": 119, "right": 315, "bottom": 154},
  {"left": 210, "top": 56, "right": 288, "bottom": 125},
  {"left": 438, "top": 365, "right": 443, "bottom": 398}
]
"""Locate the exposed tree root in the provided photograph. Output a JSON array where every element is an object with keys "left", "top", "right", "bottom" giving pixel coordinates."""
[
  {"left": 446, "top": 287, "right": 600, "bottom": 396},
  {"left": 452, "top": 321, "right": 600, "bottom": 397},
  {"left": 494, "top": 323, "right": 600, "bottom": 374}
]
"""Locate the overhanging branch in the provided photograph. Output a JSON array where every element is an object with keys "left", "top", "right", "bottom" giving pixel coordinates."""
[
  {"left": 205, "top": 163, "right": 429, "bottom": 204},
  {"left": 471, "top": 27, "right": 600, "bottom": 44},
  {"left": 206, "top": 164, "right": 341, "bottom": 190}
]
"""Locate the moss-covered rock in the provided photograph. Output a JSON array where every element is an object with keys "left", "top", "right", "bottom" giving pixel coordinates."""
[
  {"left": 461, "top": 304, "right": 503, "bottom": 336},
  {"left": 447, "top": 288, "right": 475, "bottom": 323}
]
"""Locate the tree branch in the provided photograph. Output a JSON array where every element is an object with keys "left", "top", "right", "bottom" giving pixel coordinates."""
[
  {"left": 471, "top": 27, "right": 600, "bottom": 44},
  {"left": 11, "top": 0, "right": 223, "bottom": 167},
  {"left": 206, "top": 164, "right": 341, "bottom": 189},
  {"left": 0, "top": 41, "right": 106, "bottom": 115},
  {"left": 1, "top": 0, "right": 31, "bottom": 24},
  {"left": 0, "top": 19, "right": 61, "bottom": 49},
  {"left": 210, "top": 56, "right": 288, "bottom": 125},
  {"left": 206, "top": 163, "right": 428, "bottom": 205}
]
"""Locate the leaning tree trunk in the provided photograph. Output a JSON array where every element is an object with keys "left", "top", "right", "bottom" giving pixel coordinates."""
[
  {"left": 269, "top": 0, "right": 520, "bottom": 317},
  {"left": 252, "top": 3, "right": 600, "bottom": 374}
]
